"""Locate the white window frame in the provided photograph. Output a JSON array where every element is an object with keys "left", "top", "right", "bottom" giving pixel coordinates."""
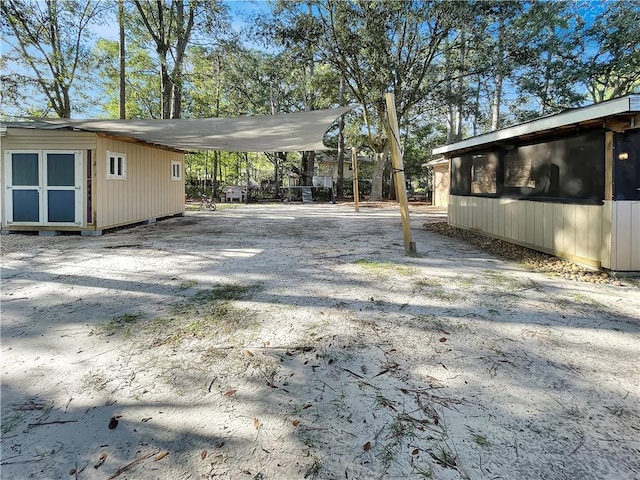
[
  {"left": 106, "top": 151, "right": 127, "bottom": 180},
  {"left": 171, "top": 160, "right": 182, "bottom": 180},
  {"left": 4, "top": 149, "right": 84, "bottom": 227}
]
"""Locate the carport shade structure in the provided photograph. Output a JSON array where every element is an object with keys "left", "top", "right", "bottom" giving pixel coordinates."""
[{"left": 31, "top": 107, "right": 353, "bottom": 152}]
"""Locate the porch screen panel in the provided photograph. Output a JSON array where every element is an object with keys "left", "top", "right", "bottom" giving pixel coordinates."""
[
  {"left": 47, "top": 153, "right": 75, "bottom": 186},
  {"left": 471, "top": 154, "right": 498, "bottom": 194},
  {"left": 47, "top": 191, "right": 75, "bottom": 222},
  {"left": 502, "top": 131, "right": 604, "bottom": 201},
  {"left": 12, "top": 153, "right": 39, "bottom": 185},
  {"left": 13, "top": 190, "right": 39, "bottom": 222},
  {"left": 450, "top": 156, "right": 472, "bottom": 195},
  {"left": 614, "top": 131, "right": 639, "bottom": 200}
]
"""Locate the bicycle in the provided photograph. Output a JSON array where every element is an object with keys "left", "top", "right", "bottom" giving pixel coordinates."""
[{"left": 199, "top": 194, "right": 217, "bottom": 211}]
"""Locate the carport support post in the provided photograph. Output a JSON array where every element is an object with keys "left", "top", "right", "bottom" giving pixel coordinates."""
[
  {"left": 385, "top": 93, "right": 416, "bottom": 255},
  {"left": 352, "top": 147, "right": 360, "bottom": 212}
]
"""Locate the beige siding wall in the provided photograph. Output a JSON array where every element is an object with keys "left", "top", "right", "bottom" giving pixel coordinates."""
[
  {"left": 95, "top": 136, "right": 185, "bottom": 230},
  {"left": 608, "top": 201, "right": 640, "bottom": 271},
  {"left": 448, "top": 196, "right": 607, "bottom": 268},
  {"left": 432, "top": 164, "right": 449, "bottom": 207},
  {"left": 1, "top": 129, "right": 96, "bottom": 228},
  {"left": 1, "top": 128, "right": 97, "bottom": 150}
]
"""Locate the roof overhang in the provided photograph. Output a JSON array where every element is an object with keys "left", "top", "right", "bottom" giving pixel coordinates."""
[
  {"left": 433, "top": 94, "right": 640, "bottom": 157},
  {"left": 20, "top": 107, "right": 352, "bottom": 152},
  {"left": 422, "top": 157, "right": 448, "bottom": 168}
]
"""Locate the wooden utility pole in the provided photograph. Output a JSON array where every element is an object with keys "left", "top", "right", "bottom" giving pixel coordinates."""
[
  {"left": 352, "top": 148, "right": 360, "bottom": 212},
  {"left": 385, "top": 93, "right": 416, "bottom": 254}
]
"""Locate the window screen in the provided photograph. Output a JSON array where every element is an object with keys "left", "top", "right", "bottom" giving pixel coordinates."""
[
  {"left": 471, "top": 153, "right": 498, "bottom": 194},
  {"left": 614, "top": 130, "right": 639, "bottom": 201},
  {"left": 450, "top": 130, "right": 605, "bottom": 202},
  {"left": 11, "top": 153, "right": 39, "bottom": 186},
  {"left": 13, "top": 190, "right": 39, "bottom": 222},
  {"left": 47, "top": 153, "right": 75, "bottom": 186}
]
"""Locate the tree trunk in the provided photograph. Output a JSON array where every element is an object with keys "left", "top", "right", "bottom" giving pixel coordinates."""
[
  {"left": 491, "top": 18, "right": 505, "bottom": 131},
  {"left": 302, "top": 151, "right": 315, "bottom": 186},
  {"left": 159, "top": 54, "right": 171, "bottom": 118},
  {"left": 170, "top": 80, "right": 182, "bottom": 119},
  {"left": 337, "top": 78, "right": 345, "bottom": 198},
  {"left": 213, "top": 151, "right": 219, "bottom": 197},
  {"left": 455, "top": 31, "right": 465, "bottom": 141},
  {"left": 118, "top": 0, "right": 125, "bottom": 119},
  {"left": 370, "top": 151, "right": 386, "bottom": 201}
]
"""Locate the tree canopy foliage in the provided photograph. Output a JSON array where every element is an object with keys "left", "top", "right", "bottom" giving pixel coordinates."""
[{"left": 1, "top": 0, "right": 638, "bottom": 199}]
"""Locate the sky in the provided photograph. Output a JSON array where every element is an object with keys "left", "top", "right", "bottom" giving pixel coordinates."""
[{"left": 1, "top": 0, "right": 272, "bottom": 118}]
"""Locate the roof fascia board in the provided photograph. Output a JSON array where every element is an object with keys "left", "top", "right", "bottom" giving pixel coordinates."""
[
  {"left": 433, "top": 95, "right": 637, "bottom": 156},
  {"left": 96, "top": 132, "right": 187, "bottom": 154}
]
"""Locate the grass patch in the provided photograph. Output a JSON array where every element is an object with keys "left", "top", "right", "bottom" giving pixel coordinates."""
[
  {"left": 484, "top": 270, "right": 529, "bottom": 290},
  {"left": 354, "top": 259, "right": 418, "bottom": 279},
  {"left": 413, "top": 278, "right": 443, "bottom": 290},
  {"left": 92, "top": 283, "right": 263, "bottom": 348},
  {"left": 452, "top": 274, "right": 476, "bottom": 287},
  {"left": 413, "top": 277, "right": 466, "bottom": 303},
  {"left": 189, "top": 283, "right": 262, "bottom": 303},
  {"left": 92, "top": 313, "right": 144, "bottom": 338}
]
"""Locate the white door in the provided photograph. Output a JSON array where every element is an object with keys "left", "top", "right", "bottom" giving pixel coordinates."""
[
  {"left": 4, "top": 150, "right": 83, "bottom": 226},
  {"left": 43, "top": 151, "right": 83, "bottom": 225}
]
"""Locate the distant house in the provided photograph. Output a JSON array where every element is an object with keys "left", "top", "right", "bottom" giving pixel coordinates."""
[
  {"left": 1, "top": 122, "right": 185, "bottom": 235},
  {"left": 433, "top": 95, "right": 640, "bottom": 271},
  {"left": 423, "top": 157, "right": 449, "bottom": 208}
]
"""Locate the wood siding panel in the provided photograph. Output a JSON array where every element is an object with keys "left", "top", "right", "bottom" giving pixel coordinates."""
[
  {"left": 553, "top": 204, "right": 564, "bottom": 254},
  {"left": 501, "top": 199, "right": 512, "bottom": 239},
  {"left": 466, "top": 197, "right": 473, "bottom": 229},
  {"left": 586, "top": 206, "right": 602, "bottom": 262},
  {"left": 525, "top": 202, "right": 534, "bottom": 244},
  {"left": 611, "top": 201, "right": 640, "bottom": 271},
  {"left": 632, "top": 202, "right": 640, "bottom": 271},
  {"left": 448, "top": 196, "right": 611, "bottom": 268},
  {"left": 2, "top": 129, "right": 96, "bottom": 150},
  {"left": 509, "top": 200, "right": 518, "bottom": 239},
  {"left": 563, "top": 204, "right": 577, "bottom": 257},
  {"left": 600, "top": 201, "right": 613, "bottom": 269},
  {"left": 484, "top": 198, "right": 491, "bottom": 233},
  {"left": 543, "top": 203, "right": 554, "bottom": 249},
  {"left": 517, "top": 202, "right": 527, "bottom": 242},
  {"left": 95, "top": 137, "right": 184, "bottom": 230},
  {"left": 574, "top": 206, "right": 589, "bottom": 258},
  {"left": 534, "top": 202, "right": 544, "bottom": 246},
  {"left": 492, "top": 199, "right": 501, "bottom": 237}
]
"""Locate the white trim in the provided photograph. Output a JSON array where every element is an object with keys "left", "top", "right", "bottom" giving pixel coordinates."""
[
  {"left": 171, "top": 160, "right": 182, "bottom": 180},
  {"left": 3, "top": 150, "right": 84, "bottom": 227},
  {"left": 44, "top": 150, "right": 84, "bottom": 226},
  {"left": 433, "top": 94, "right": 639, "bottom": 155},
  {"left": 3, "top": 150, "right": 43, "bottom": 225},
  {"left": 106, "top": 150, "right": 127, "bottom": 180}
]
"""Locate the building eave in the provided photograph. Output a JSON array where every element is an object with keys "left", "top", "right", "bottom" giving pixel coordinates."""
[{"left": 433, "top": 94, "right": 640, "bottom": 157}]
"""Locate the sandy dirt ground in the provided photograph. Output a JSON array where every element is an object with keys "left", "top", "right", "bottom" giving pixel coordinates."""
[{"left": 1, "top": 203, "right": 639, "bottom": 480}]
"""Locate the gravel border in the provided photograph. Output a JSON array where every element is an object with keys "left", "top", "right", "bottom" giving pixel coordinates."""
[{"left": 424, "top": 221, "right": 639, "bottom": 287}]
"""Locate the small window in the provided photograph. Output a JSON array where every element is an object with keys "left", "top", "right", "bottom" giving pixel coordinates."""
[
  {"left": 171, "top": 161, "right": 182, "bottom": 180},
  {"left": 106, "top": 151, "right": 126, "bottom": 180}
]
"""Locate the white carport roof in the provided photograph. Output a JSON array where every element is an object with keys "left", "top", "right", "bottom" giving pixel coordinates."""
[{"left": 28, "top": 107, "right": 352, "bottom": 152}]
